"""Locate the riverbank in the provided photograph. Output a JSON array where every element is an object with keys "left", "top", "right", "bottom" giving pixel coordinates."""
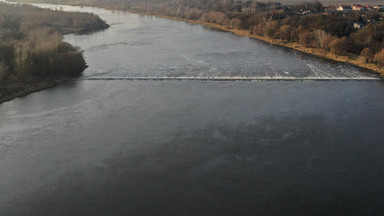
[
  {"left": 130, "top": 12, "right": 384, "bottom": 77},
  {"left": 7, "top": 0, "right": 384, "bottom": 77},
  {"left": 0, "top": 77, "right": 73, "bottom": 104}
]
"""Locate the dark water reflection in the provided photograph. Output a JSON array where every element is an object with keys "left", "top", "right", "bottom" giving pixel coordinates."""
[
  {"left": 1, "top": 81, "right": 384, "bottom": 215},
  {"left": 1, "top": 2, "right": 384, "bottom": 216}
]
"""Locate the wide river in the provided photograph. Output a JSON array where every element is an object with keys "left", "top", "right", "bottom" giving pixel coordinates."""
[{"left": 1, "top": 2, "right": 384, "bottom": 216}]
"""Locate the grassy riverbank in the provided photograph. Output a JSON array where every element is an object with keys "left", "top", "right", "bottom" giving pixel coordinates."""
[{"left": 0, "top": 2, "right": 109, "bottom": 104}]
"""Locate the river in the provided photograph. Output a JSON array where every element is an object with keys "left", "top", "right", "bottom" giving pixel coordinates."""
[{"left": 1, "top": 2, "right": 384, "bottom": 216}]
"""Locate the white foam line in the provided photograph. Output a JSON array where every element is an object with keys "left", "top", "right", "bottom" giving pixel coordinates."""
[{"left": 79, "top": 76, "right": 382, "bottom": 81}]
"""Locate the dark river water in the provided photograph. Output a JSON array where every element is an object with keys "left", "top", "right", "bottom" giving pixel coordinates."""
[{"left": 1, "top": 2, "right": 384, "bottom": 216}]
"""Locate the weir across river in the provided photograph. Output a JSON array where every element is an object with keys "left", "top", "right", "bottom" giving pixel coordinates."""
[{"left": 80, "top": 75, "right": 382, "bottom": 81}]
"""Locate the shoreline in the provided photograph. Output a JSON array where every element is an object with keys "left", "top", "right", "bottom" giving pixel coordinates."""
[
  {"left": 8, "top": 1, "right": 384, "bottom": 77},
  {"left": 128, "top": 11, "right": 384, "bottom": 77},
  {"left": 0, "top": 77, "right": 72, "bottom": 104},
  {"left": 6, "top": 0, "right": 384, "bottom": 76}
]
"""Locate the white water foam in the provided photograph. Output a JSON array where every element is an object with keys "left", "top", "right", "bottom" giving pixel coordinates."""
[{"left": 79, "top": 75, "right": 382, "bottom": 81}]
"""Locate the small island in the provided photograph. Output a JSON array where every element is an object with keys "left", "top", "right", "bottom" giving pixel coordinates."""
[{"left": 0, "top": 2, "right": 109, "bottom": 104}]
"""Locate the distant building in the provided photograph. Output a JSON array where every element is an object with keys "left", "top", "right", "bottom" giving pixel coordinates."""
[
  {"left": 352, "top": 4, "right": 362, "bottom": 11},
  {"left": 300, "top": 10, "right": 312, "bottom": 15},
  {"left": 353, "top": 22, "right": 364, "bottom": 29},
  {"left": 337, "top": 5, "right": 352, "bottom": 12},
  {"left": 233, "top": 0, "right": 253, "bottom": 3},
  {"left": 352, "top": 4, "right": 368, "bottom": 11},
  {"left": 373, "top": 5, "right": 384, "bottom": 11}
]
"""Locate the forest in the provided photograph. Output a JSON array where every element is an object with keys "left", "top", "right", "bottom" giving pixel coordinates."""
[{"left": 0, "top": 2, "right": 108, "bottom": 102}]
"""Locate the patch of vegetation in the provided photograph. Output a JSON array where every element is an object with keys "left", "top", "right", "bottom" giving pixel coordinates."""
[{"left": 0, "top": 2, "right": 109, "bottom": 103}]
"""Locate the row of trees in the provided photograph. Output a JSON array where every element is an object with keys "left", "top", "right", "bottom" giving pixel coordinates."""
[
  {"left": 248, "top": 14, "right": 384, "bottom": 65},
  {"left": 0, "top": 2, "right": 108, "bottom": 94}
]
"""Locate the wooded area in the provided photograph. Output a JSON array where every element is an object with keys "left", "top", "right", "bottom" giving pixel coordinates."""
[{"left": 0, "top": 2, "right": 108, "bottom": 102}]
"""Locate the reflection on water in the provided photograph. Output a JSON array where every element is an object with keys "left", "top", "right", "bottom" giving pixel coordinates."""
[{"left": 1, "top": 80, "right": 384, "bottom": 215}]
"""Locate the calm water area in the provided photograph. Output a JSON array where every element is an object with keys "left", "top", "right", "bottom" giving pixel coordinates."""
[{"left": 1, "top": 2, "right": 384, "bottom": 215}]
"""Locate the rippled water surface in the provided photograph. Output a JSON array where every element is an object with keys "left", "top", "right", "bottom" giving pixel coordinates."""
[{"left": 1, "top": 2, "right": 384, "bottom": 216}]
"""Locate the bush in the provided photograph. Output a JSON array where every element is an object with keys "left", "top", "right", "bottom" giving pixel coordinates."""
[
  {"left": 329, "top": 37, "right": 348, "bottom": 55},
  {"left": 299, "top": 31, "right": 314, "bottom": 47},
  {"left": 280, "top": 25, "right": 292, "bottom": 41},
  {"left": 360, "top": 47, "right": 374, "bottom": 63},
  {"left": 374, "top": 48, "right": 384, "bottom": 65}
]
